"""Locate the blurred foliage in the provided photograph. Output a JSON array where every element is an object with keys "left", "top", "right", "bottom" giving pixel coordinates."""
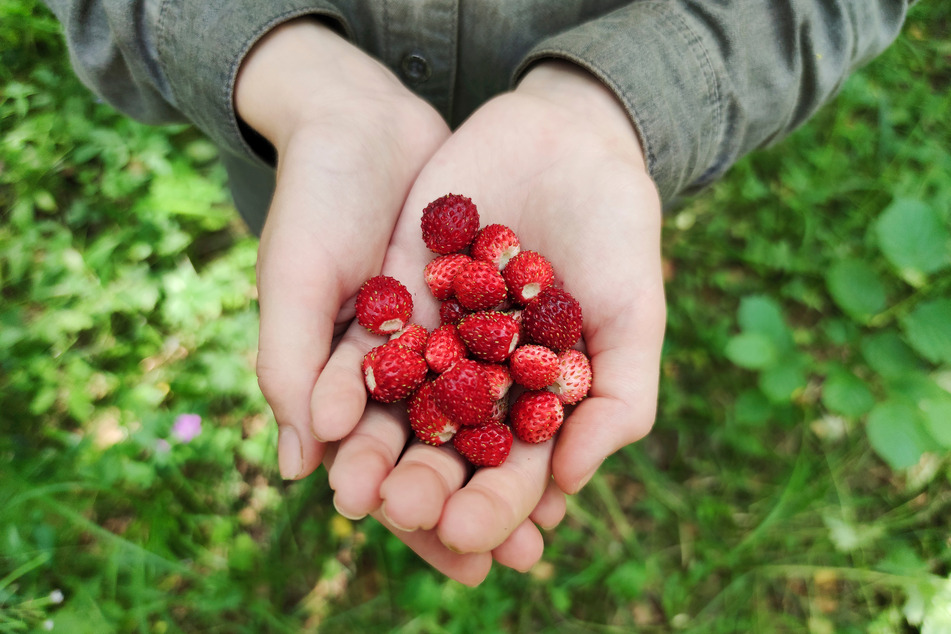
[{"left": 1, "top": 0, "right": 949, "bottom": 632}]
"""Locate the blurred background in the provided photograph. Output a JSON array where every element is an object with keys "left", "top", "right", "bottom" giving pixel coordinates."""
[{"left": 1, "top": 1, "right": 949, "bottom": 632}]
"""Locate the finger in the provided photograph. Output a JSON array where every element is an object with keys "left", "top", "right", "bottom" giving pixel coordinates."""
[
  {"left": 553, "top": 292, "right": 666, "bottom": 494},
  {"left": 379, "top": 441, "right": 471, "bottom": 532},
  {"left": 437, "top": 439, "right": 553, "bottom": 553},
  {"left": 325, "top": 425, "right": 493, "bottom": 587},
  {"left": 529, "top": 478, "right": 568, "bottom": 530},
  {"left": 373, "top": 511, "right": 493, "bottom": 587},
  {"left": 257, "top": 213, "right": 345, "bottom": 480},
  {"left": 491, "top": 519, "right": 545, "bottom": 573},
  {"left": 326, "top": 401, "right": 410, "bottom": 519},
  {"left": 310, "top": 330, "right": 375, "bottom": 442}
]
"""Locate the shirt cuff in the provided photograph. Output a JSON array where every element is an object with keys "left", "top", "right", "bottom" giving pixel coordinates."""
[
  {"left": 513, "top": 2, "right": 722, "bottom": 203},
  {"left": 156, "top": 1, "right": 351, "bottom": 166}
]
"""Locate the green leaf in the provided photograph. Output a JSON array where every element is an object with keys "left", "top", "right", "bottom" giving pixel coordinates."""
[
  {"left": 874, "top": 198, "right": 950, "bottom": 284},
  {"left": 725, "top": 332, "right": 778, "bottom": 369},
  {"left": 825, "top": 258, "right": 887, "bottom": 320},
  {"left": 865, "top": 401, "right": 932, "bottom": 470},
  {"left": 821, "top": 366, "right": 875, "bottom": 418},
  {"left": 737, "top": 295, "right": 795, "bottom": 352},
  {"left": 759, "top": 360, "right": 808, "bottom": 403},
  {"left": 919, "top": 397, "right": 951, "bottom": 448},
  {"left": 734, "top": 389, "right": 773, "bottom": 426},
  {"left": 861, "top": 331, "right": 923, "bottom": 380},
  {"left": 900, "top": 299, "right": 951, "bottom": 365}
]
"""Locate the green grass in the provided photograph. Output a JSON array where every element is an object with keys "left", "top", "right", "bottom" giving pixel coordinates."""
[{"left": 2, "top": 1, "right": 950, "bottom": 632}]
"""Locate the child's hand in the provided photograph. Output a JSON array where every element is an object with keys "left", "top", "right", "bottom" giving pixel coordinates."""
[
  {"left": 314, "top": 61, "right": 666, "bottom": 576},
  {"left": 234, "top": 19, "right": 449, "bottom": 479}
]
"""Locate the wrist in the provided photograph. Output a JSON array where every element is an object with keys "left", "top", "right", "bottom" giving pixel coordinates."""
[
  {"left": 516, "top": 61, "right": 647, "bottom": 173},
  {"left": 234, "top": 18, "right": 418, "bottom": 152}
]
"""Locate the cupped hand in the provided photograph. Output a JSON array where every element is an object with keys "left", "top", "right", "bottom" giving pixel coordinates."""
[
  {"left": 313, "top": 61, "right": 666, "bottom": 578},
  {"left": 234, "top": 19, "right": 449, "bottom": 480}
]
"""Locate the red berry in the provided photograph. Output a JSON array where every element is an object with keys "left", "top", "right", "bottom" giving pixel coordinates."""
[
  {"left": 452, "top": 420, "right": 513, "bottom": 467},
  {"left": 432, "top": 359, "right": 494, "bottom": 426},
  {"left": 470, "top": 224, "right": 520, "bottom": 270},
  {"left": 424, "top": 253, "right": 471, "bottom": 301},
  {"left": 510, "top": 390, "right": 564, "bottom": 443},
  {"left": 362, "top": 342, "right": 428, "bottom": 403},
  {"left": 421, "top": 194, "right": 480, "bottom": 254},
  {"left": 549, "top": 349, "right": 592, "bottom": 405},
  {"left": 439, "top": 298, "right": 469, "bottom": 325},
  {"left": 453, "top": 260, "right": 507, "bottom": 311},
  {"left": 424, "top": 324, "right": 468, "bottom": 373},
  {"left": 457, "top": 311, "right": 520, "bottom": 363},
  {"left": 502, "top": 251, "right": 555, "bottom": 306},
  {"left": 477, "top": 361, "right": 513, "bottom": 401},
  {"left": 522, "top": 287, "right": 583, "bottom": 351},
  {"left": 389, "top": 324, "right": 429, "bottom": 356},
  {"left": 408, "top": 381, "right": 459, "bottom": 446},
  {"left": 355, "top": 275, "right": 414, "bottom": 336},
  {"left": 509, "top": 344, "right": 560, "bottom": 390}
]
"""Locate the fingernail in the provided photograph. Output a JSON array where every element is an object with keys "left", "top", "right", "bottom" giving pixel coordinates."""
[
  {"left": 278, "top": 425, "right": 303, "bottom": 480},
  {"left": 380, "top": 503, "right": 417, "bottom": 533},
  {"left": 332, "top": 494, "right": 367, "bottom": 521}
]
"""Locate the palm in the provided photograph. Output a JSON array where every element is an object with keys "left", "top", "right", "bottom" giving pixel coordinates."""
[{"left": 391, "top": 91, "right": 665, "bottom": 495}]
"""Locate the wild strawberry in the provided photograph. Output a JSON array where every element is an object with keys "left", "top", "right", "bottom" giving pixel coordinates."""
[
  {"left": 522, "top": 287, "right": 583, "bottom": 351},
  {"left": 452, "top": 420, "right": 513, "bottom": 467},
  {"left": 421, "top": 194, "right": 480, "bottom": 254},
  {"left": 470, "top": 224, "right": 520, "bottom": 270},
  {"left": 439, "top": 298, "right": 469, "bottom": 325},
  {"left": 502, "top": 251, "right": 555, "bottom": 305},
  {"left": 457, "top": 311, "right": 520, "bottom": 363},
  {"left": 407, "top": 381, "right": 459, "bottom": 446},
  {"left": 453, "top": 260, "right": 507, "bottom": 311},
  {"left": 389, "top": 323, "right": 429, "bottom": 356},
  {"left": 362, "top": 342, "right": 428, "bottom": 403},
  {"left": 432, "top": 358, "right": 493, "bottom": 426},
  {"left": 549, "top": 349, "right": 592, "bottom": 404},
  {"left": 509, "top": 344, "right": 560, "bottom": 390},
  {"left": 477, "top": 361, "right": 513, "bottom": 400},
  {"left": 355, "top": 275, "right": 414, "bottom": 335},
  {"left": 424, "top": 324, "right": 467, "bottom": 373},
  {"left": 510, "top": 390, "right": 564, "bottom": 443},
  {"left": 424, "top": 253, "right": 471, "bottom": 301}
]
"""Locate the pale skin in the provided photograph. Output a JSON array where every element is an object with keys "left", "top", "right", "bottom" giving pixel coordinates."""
[{"left": 236, "top": 19, "right": 666, "bottom": 586}]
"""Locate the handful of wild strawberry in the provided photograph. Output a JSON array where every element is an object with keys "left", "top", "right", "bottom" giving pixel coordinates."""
[{"left": 355, "top": 194, "right": 592, "bottom": 468}]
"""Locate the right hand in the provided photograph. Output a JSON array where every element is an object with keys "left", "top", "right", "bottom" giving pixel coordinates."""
[{"left": 235, "top": 18, "right": 450, "bottom": 481}]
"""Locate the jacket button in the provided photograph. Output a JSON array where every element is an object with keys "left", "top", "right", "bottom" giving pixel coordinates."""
[{"left": 400, "top": 52, "right": 432, "bottom": 84}]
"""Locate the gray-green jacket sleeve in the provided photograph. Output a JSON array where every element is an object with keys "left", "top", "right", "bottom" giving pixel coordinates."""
[
  {"left": 41, "top": 0, "right": 348, "bottom": 161},
  {"left": 515, "top": 0, "right": 912, "bottom": 201}
]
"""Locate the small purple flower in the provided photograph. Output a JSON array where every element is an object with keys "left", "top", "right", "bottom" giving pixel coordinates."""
[
  {"left": 171, "top": 414, "right": 202, "bottom": 443},
  {"left": 155, "top": 438, "right": 171, "bottom": 453}
]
